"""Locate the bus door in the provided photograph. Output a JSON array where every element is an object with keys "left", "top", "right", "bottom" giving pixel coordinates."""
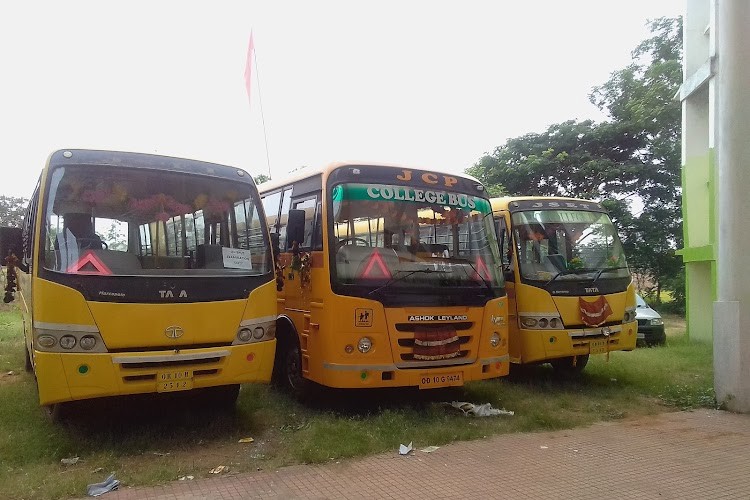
[{"left": 495, "top": 210, "right": 520, "bottom": 361}]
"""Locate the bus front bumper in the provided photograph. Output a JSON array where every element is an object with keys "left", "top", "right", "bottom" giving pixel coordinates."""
[
  {"left": 319, "top": 355, "right": 509, "bottom": 389},
  {"left": 34, "top": 340, "right": 276, "bottom": 406},
  {"left": 514, "top": 321, "right": 638, "bottom": 364}
]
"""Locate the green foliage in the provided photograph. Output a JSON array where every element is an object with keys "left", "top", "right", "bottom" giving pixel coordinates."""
[
  {"left": 467, "top": 17, "right": 684, "bottom": 309},
  {"left": 0, "top": 195, "right": 28, "bottom": 228},
  {"left": 0, "top": 308, "right": 711, "bottom": 499},
  {"left": 253, "top": 174, "right": 270, "bottom": 185}
]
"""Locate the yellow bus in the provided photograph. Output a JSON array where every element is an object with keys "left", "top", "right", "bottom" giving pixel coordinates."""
[
  {"left": 491, "top": 197, "right": 637, "bottom": 372},
  {"left": 0, "top": 149, "right": 277, "bottom": 418},
  {"left": 258, "top": 162, "right": 509, "bottom": 397}
]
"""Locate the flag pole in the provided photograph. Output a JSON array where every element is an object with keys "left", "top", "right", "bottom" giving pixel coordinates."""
[
  {"left": 253, "top": 48, "right": 273, "bottom": 180},
  {"left": 244, "top": 31, "right": 272, "bottom": 180}
]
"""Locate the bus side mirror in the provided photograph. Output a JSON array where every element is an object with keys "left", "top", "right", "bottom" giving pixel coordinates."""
[{"left": 286, "top": 209, "right": 306, "bottom": 249}]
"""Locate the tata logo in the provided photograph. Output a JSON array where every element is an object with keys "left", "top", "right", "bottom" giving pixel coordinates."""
[
  {"left": 585, "top": 287, "right": 600, "bottom": 293},
  {"left": 165, "top": 326, "right": 184, "bottom": 339},
  {"left": 159, "top": 289, "right": 188, "bottom": 298}
]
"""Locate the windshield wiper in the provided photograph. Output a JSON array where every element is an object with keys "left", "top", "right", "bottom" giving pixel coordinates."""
[
  {"left": 543, "top": 265, "right": 629, "bottom": 286},
  {"left": 367, "top": 267, "right": 452, "bottom": 296},
  {"left": 544, "top": 268, "right": 598, "bottom": 287},
  {"left": 453, "top": 258, "right": 495, "bottom": 295},
  {"left": 592, "top": 266, "right": 629, "bottom": 283}
]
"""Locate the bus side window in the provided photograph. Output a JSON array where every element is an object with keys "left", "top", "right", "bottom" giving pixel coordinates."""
[
  {"left": 496, "top": 216, "right": 510, "bottom": 265},
  {"left": 292, "top": 197, "right": 317, "bottom": 249},
  {"left": 261, "top": 190, "right": 282, "bottom": 231},
  {"left": 278, "top": 187, "right": 293, "bottom": 251},
  {"left": 312, "top": 201, "right": 323, "bottom": 251},
  {"left": 22, "top": 181, "right": 40, "bottom": 271}
]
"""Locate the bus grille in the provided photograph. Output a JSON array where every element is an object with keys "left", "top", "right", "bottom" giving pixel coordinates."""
[{"left": 395, "top": 323, "right": 473, "bottom": 365}]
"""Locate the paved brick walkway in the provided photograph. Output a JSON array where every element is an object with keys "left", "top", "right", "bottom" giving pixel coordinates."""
[{"left": 98, "top": 409, "right": 750, "bottom": 499}]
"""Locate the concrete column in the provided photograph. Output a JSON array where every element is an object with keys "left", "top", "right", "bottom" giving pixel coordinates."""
[{"left": 714, "top": 0, "right": 750, "bottom": 412}]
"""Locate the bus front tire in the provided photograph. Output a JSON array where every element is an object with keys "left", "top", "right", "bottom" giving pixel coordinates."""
[
  {"left": 274, "top": 342, "right": 311, "bottom": 400},
  {"left": 45, "top": 402, "right": 70, "bottom": 423},
  {"left": 550, "top": 354, "right": 589, "bottom": 374}
]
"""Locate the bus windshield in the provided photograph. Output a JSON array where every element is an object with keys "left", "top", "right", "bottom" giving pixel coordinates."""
[
  {"left": 511, "top": 209, "right": 629, "bottom": 282},
  {"left": 331, "top": 183, "right": 503, "bottom": 291},
  {"left": 42, "top": 164, "right": 271, "bottom": 276}
]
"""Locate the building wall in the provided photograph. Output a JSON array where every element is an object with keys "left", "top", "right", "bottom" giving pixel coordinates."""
[
  {"left": 684, "top": 0, "right": 750, "bottom": 412},
  {"left": 679, "top": 0, "right": 716, "bottom": 342}
]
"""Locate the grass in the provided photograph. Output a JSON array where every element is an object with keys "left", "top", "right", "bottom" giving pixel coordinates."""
[{"left": 0, "top": 305, "right": 713, "bottom": 500}]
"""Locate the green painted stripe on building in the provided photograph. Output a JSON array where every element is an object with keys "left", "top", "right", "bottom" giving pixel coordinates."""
[{"left": 678, "top": 244, "right": 715, "bottom": 262}]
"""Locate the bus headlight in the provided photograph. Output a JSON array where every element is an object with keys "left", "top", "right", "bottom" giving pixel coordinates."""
[
  {"left": 358, "top": 337, "right": 372, "bottom": 353},
  {"left": 490, "top": 332, "right": 500, "bottom": 348},
  {"left": 37, "top": 335, "right": 57, "bottom": 348},
  {"left": 623, "top": 307, "right": 636, "bottom": 323},
  {"left": 520, "top": 315, "right": 562, "bottom": 329},
  {"left": 253, "top": 327, "right": 265, "bottom": 340},
  {"left": 59, "top": 335, "right": 77, "bottom": 350},
  {"left": 33, "top": 326, "right": 107, "bottom": 353},
  {"left": 521, "top": 317, "right": 538, "bottom": 328},
  {"left": 234, "top": 318, "right": 276, "bottom": 345},
  {"left": 237, "top": 328, "right": 253, "bottom": 342},
  {"left": 79, "top": 335, "right": 97, "bottom": 350}
]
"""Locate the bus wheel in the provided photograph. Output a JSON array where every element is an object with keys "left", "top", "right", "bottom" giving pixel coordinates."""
[
  {"left": 45, "top": 403, "right": 70, "bottom": 423},
  {"left": 550, "top": 355, "right": 589, "bottom": 374},
  {"left": 278, "top": 343, "right": 310, "bottom": 400}
]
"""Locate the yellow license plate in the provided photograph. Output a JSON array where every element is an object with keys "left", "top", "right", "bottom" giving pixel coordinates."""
[
  {"left": 589, "top": 339, "right": 608, "bottom": 355},
  {"left": 419, "top": 372, "right": 463, "bottom": 389},
  {"left": 157, "top": 370, "right": 193, "bottom": 393}
]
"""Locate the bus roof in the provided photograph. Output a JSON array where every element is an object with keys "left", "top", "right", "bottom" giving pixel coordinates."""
[
  {"left": 47, "top": 149, "right": 254, "bottom": 184},
  {"left": 257, "top": 161, "right": 483, "bottom": 193},
  {"left": 490, "top": 196, "right": 607, "bottom": 213}
]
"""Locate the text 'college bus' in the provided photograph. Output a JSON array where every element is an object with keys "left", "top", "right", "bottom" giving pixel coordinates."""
[
  {"left": 1, "top": 149, "right": 277, "bottom": 416},
  {"left": 259, "top": 163, "right": 509, "bottom": 396},
  {"left": 492, "top": 197, "right": 637, "bottom": 372}
]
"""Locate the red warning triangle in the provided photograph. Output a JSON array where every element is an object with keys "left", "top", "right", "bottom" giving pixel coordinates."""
[
  {"left": 359, "top": 250, "right": 392, "bottom": 279},
  {"left": 67, "top": 251, "right": 113, "bottom": 276},
  {"left": 472, "top": 255, "right": 492, "bottom": 282}
]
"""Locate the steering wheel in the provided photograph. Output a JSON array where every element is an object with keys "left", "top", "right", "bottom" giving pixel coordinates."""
[{"left": 337, "top": 237, "right": 370, "bottom": 249}]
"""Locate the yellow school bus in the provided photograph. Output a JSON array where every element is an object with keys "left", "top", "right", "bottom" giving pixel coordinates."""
[
  {"left": 0, "top": 149, "right": 277, "bottom": 418},
  {"left": 258, "top": 162, "right": 509, "bottom": 397},
  {"left": 491, "top": 197, "right": 637, "bottom": 372}
]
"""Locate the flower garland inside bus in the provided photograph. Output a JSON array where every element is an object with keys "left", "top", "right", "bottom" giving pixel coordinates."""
[{"left": 330, "top": 183, "right": 504, "bottom": 300}]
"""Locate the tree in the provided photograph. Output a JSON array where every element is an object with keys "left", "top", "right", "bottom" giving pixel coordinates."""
[
  {"left": 254, "top": 174, "right": 270, "bottom": 185},
  {"left": 468, "top": 17, "right": 684, "bottom": 308},
  {"left": 0, "top": 196, "right": 29, "bottom": 228}
]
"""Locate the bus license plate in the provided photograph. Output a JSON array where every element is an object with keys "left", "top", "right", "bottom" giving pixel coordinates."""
[
  {"left": 157, "top": 370, "right": 193, "bottom": 392},
  {"left": 589, "top": 339, "right": 608, "bottom": 355},
  {"left": 419, "top": 372, "right": 463, "bottom": 389}
]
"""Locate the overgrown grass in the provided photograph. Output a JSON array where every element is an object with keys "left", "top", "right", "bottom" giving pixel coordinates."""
[{"left": 0, "top": 306, "right": 713, "bottom": 500}]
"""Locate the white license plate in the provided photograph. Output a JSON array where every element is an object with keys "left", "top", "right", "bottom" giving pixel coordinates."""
[
  {"left": 157, "top": 370, "right": 193, "bottom": 392},
  {"left": 419, "top": 372, "right": 463, "bottom": 389}
]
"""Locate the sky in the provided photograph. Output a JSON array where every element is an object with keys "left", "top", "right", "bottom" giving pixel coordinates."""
[{"left": 0, "top": 1, "right": 683, "bottom": 198}]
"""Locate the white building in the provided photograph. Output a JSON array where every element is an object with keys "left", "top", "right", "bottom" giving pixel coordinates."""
[{"left": 679, "top": 0, "right": 750, "bottom": 412}]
